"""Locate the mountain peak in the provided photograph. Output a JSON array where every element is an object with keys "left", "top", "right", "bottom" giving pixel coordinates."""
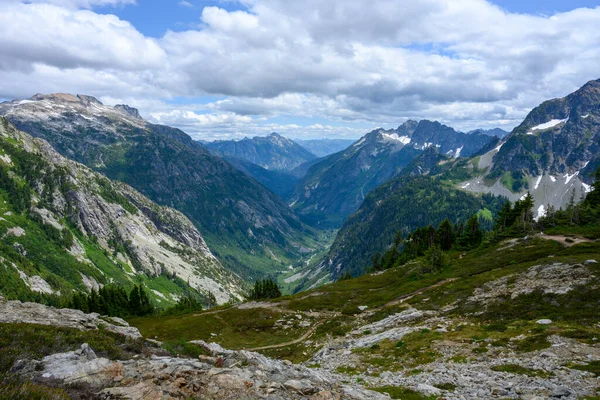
[
  {"left": 114, "top": 104, "right": 142, "bottom": 120},
  {"left": 30, "top": 93, "right": 103, "bottom": 106}
]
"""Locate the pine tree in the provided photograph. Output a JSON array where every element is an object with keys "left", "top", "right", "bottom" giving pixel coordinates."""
[
  {"left": 437, "top": 219, "right": 454, "bottom": 251},
  {"left": 458, "top": 214, "right": 482, "bottom": 249},
  {"left": 494, "top": 201, "right": 512, "bottom": 232},
  {"left": 584, "top": 166, "right": 600, "bottom": 207}
]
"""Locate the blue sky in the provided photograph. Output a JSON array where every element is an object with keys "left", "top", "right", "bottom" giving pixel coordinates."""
[{"left": 1, "top": 0, "right": 599, "bottom": 140}]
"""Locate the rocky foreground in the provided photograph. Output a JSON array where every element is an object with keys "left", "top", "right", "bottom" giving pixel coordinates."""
[
  {"left": 3, "top": 260, "right": 600, "bottom": 399},
  {"left": 1, "top": 294, "right": 384, "bottom": 399}
]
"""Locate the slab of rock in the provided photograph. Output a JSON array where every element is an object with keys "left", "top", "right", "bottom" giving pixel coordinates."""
[{"left": 0, "top": 299, "right": 142, "bottom": 339}]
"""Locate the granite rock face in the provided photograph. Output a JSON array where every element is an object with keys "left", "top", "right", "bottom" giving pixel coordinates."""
[
  {"left": 0, "top": 299, "right": 142, "bottom": 339},
  {"left": 0, "top": 120, "right": 244, "bottom": 303}
]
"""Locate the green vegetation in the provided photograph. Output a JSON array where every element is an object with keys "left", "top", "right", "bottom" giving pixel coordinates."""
[
  {"left": 68, "top": 284, "right": 154, "bottom": 317},
  {"left": 330, "top": 175, "right": 505, "bottom": 277},
  {"left": 491, "top": 364, "right": 551, "bottom": 378},
  {"left": 0, "top": 378, "right": 70, "bottom": 400},
  {"left": 371, "top": 386, "right": 437, "bottom": 400},
  {"left": 248, "top": 278, "right": 282, "bottom": 300},
  {"left": 570, "top": 361, "right": 600, "bottom": 377},
  {"left": 0, "top": 322, "right": 143, "bottom": 374},
  {"left": 370, "top": 213, "right": 484, "bottom": 273}
]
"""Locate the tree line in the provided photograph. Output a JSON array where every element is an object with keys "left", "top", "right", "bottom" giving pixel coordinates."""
[{"left": 68, "top": 284, "right": 154, "bottom": 317}]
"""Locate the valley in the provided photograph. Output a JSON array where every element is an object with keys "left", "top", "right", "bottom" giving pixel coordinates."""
[{"left": 0, "top": 64, "right": 600, "bottom": 400}]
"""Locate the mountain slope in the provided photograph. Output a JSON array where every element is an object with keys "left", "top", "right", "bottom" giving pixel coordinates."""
[
  {"left": 205, "top": 133, "right": 317, "bottom": 171},
  {"left": 0, "top": 118, "right": 243, "bottom": 305},
  {"left": 222, "top": 156, "right": 299, "bottom": 199},
  {"left": 290, "top": 121, "right": 494, "bottom": 226},
  {"left": 314, "top": 174, "right": 504, "bottom": 279},
  {"left": 0, "top": 94, "right": 316, "bottom": 278},
  {"left": 468, "top": 127, "right": 510, "bottom": 138},
  {"left": 455, "top": 79, "right": 600, "bottom": 217},
  {"left": 294, "top": 138, "right": 355, "bottom": 157}
]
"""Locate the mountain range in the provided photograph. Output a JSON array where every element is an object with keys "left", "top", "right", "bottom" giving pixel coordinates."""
[
  {"left": 289, "top": 79, "right": 600, "bottom": 283},
  {"left": 288, "top": 120, "right": 495, "bottom": 226},
  {"left": 0, "top": 94, "right": 317, "bottom": 279},
  {"left": 1, "top": 79, "right": 599, "bottom": 294},
  {"left": 0, "top": 118, "right": 244, "bottom": 305},
  {"left": 205, "top": 132, "right": 317, "bottom": 171}
]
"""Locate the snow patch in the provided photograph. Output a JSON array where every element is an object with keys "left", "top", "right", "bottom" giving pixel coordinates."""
[
  {"left": 353, "top": 137, "right": 366, "bottom": 147},
  {"left": 582, "top": 182, "right": 592, "bottom": 193},
  {"left": 564, "top": 171, "right": 579, "bottom": 184},
  {"left": 582, "top": 114, "right": 590, "bottom": 119},
  {"left": 527, "top": 118, "right": 568, "bottom": 134},
  {"left": 151, "top": 289, "right": 167, "bottom": 300},
  {"left": 550, "top": 176, "right": 556, "bottom": 183},
  {"left": 535, "top": 205, "right": 546, "bottom": 221},
  {"left": 460, "top": 182, "right": 471, "bottom": 189},
  {"left": 454, "top": 146, "right": 463, "bottom": 158},
  {"left": 534, "top": 176, "right": 542, "bottom": 190},
  {"left": 381, "top": 133, "right": 411, "bottom": 145}
]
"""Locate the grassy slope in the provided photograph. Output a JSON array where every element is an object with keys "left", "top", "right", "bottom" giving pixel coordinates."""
[{"left": 130, "top": 231, "right": 600, "bottom": 364}]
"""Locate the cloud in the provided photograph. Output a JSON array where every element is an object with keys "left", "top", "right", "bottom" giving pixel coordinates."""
[
  {"left": 0, "top": 3, "right": 164, "bottom": 73},
  {"left": 20, "top": 0, "right": 136, "bottom": 9},
  {"left": 0, "top": 0, "right": 599, "bottom": 138},
  {"left": 178, "top": 1, "right": 193, "bottom": 8}
]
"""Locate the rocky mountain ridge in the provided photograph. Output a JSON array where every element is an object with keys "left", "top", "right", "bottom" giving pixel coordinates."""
[
  {"left": 0, "top": 118, "right": 244, "bottom": 304},
  {"left": 289, "top": 120, "right": 494, "bottom": 226},
  {"left": 205, "top": 132, "right": 317, "bottom": 171},
  {"left": 0, "top": 94, "right": 317, "bottom": 279},
  {"left": 454, "top": 79, "right": 600, "bottom": 219}
]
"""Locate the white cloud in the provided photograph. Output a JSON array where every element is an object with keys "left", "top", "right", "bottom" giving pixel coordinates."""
[
  {"left": 178, "top": 1, "right": 193, "bottom": 8},
  {"left": 0, "top": 0, "right": 599, "bottom": 139},
  {"left": 19, "top": 0, "right": 136, "bottom": 9},
  {"left": 0, "top": 3, "right": 164, "bottom": 72}
]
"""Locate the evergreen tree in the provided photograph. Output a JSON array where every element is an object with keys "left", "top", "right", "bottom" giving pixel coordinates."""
[
  {"left": 437, "top": 219, "right": 454, "bottom": 251},
  {"left": 458, "top": 214, "right": 482, "bottom": 249},
  {"left": 494, "top": 201, "right": 512, "bottom": 232},
  {"left": 584, "top": 166, "right": 600, "bottom": 207},
  {"left": 249, "top": 278, "right": 281, "bottom": 300}
]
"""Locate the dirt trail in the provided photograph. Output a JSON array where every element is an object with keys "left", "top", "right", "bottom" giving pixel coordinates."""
[
  {"left": 243, "top": 321, "right": 323, "bottom": 351},
  {"left": 537, "top": 234, "right": 594, "bottom": 247},
  {"left": 379, "top": 278, "right": 458, "bottom": 309}
]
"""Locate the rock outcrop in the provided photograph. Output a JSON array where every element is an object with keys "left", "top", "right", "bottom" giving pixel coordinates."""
[
  {"left": 15, "top": 341, "right": 387, "bottom": 400},
  {"left": 0, "top": 298, "right": 142, "bottom": 339}
]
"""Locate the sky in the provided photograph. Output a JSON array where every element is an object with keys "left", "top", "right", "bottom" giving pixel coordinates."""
[{"left": 0, "top": 0, "right": 599, "bottom": 140}]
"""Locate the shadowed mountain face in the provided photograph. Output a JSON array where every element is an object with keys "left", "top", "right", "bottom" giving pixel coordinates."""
[
  {"left": 0, "top": 94, "right": 315, "bottom": 279},
  {"left": 205, "top": 133, "right": 317, "bottom": 171},
  {"left": 289, "top": 120, "right": 494, "bottom": 227}
]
